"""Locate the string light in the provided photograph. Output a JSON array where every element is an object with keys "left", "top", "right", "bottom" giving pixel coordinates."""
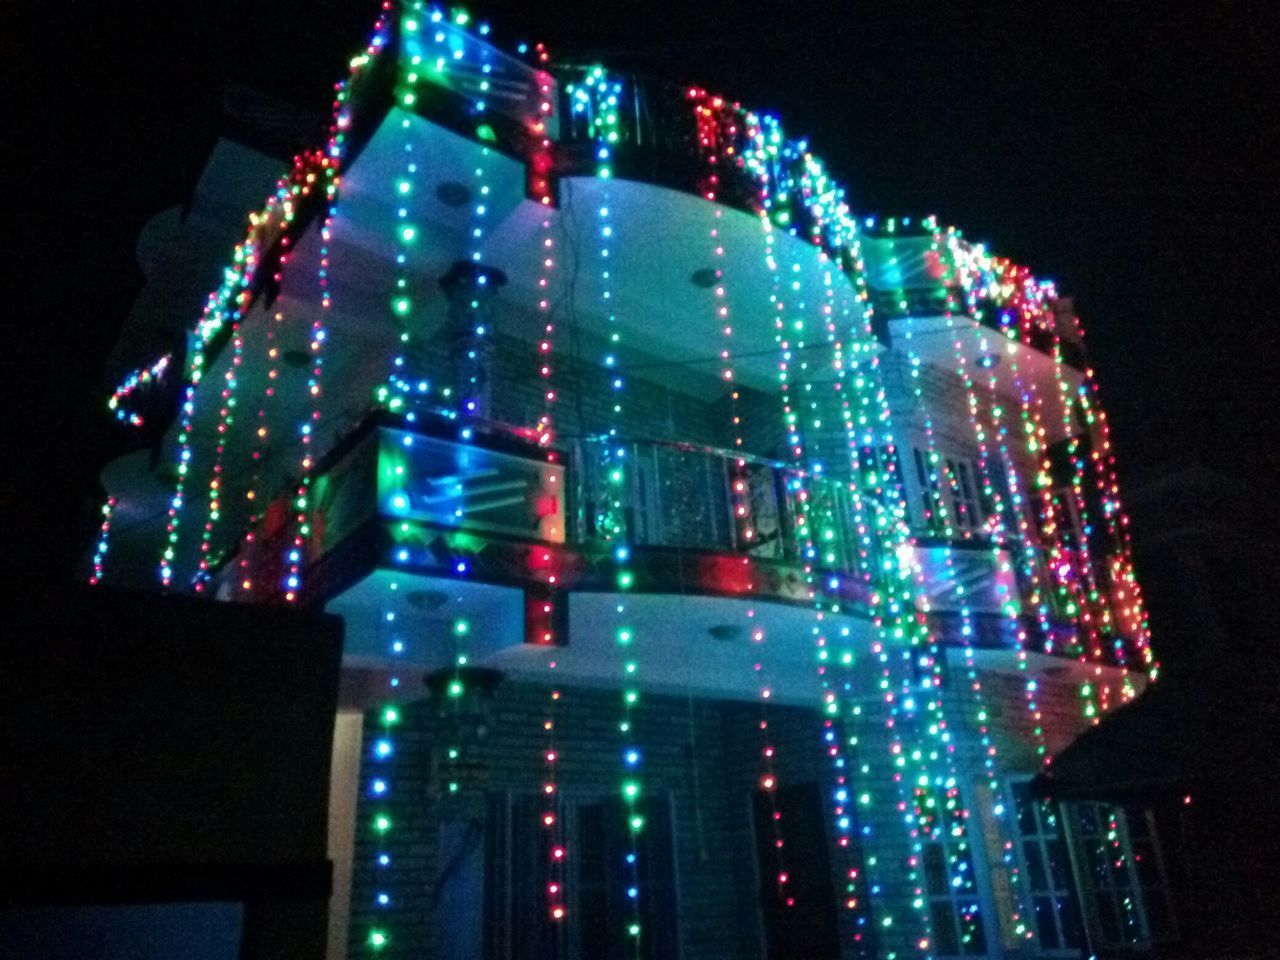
[
  {"left": 97, "top": 6, "right": 1158, "bottom": 955},
  {"left": 87, "top": 496, "right": 116, "bottom": 585}
]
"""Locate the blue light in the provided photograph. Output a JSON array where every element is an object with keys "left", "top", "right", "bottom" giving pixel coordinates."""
[
  {"left": 375, "top": 740, "right": 393, "bottom": 758},
  {"left": 372, "top": 778, "right": 387, "bottom": 794}
]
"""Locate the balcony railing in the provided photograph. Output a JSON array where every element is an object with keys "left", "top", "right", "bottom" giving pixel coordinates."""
[
  {"left": 570, "top": 437, "right": 868, "bottom": 575},
  {"left": 237, "top": 413, "right": 1129, "bottom": 651}
]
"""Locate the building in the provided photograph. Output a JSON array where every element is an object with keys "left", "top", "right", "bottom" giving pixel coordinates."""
[{"left": 88, "top": 5, "right": 1171, "bottom": 959}]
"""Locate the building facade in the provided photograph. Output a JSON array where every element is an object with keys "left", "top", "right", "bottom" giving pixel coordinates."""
[{"left": 92, "top": 6, "right": 1169, "bottom": 959}]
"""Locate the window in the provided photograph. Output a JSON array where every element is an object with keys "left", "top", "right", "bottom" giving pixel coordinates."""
[
  {"left": 1008, "top": 781, "right": 1085, "bottom": 955},
  {"left": 947, "top": 459, "right": 982, "bottom": 535},
  {"left": 910, "top": 448, "right": 986, "bottom": 538},
  {"left": 918, "top": 784, "right": 988, "bottom": 957},
  {"left": 1122, "top": 806, "right": 1176, "bottom": 944},
  {"left": 486, "top": 792, "right": 679, "bottom": 960},
  {"left": 1065, "top": 802, "right": 1162, "bottom": 951},
  {"left": 753, "top": 781, "right": 842, "bottom": 960},
  {"left": 913, "top": 448, "right": 942, "bottom": 531}
]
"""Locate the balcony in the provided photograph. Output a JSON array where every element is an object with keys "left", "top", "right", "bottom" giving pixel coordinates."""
[
  {"left": 272, "top": 415, "right": 874, "bottom": 612},
  {"left": 217, "top": 412, "right": 1083, "bottom": 643},
  {"left": 571, "top": 437, "right": 866, "bottom": 577}
]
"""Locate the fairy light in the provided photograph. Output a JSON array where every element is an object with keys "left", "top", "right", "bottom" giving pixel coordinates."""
[
  {"left": 383, "top": 50, "right": 425, "bottom": 410},
  {"left": 886, "top": 219, "right": 997, "bottom": 951},
  {"left": 97, "top": 7, "right": 1161, "bottom": 954},
  {"left": 948, "top": 233, "right": 1059, "bottom": 779},
  {"left": 157, "top": 194, "right": 276, "bottom": 588},
  {"left": 693, "top": 99, "right": 798, "bottom": 912},
  {"left": 574, "top": 67, "right": 646, "bottom": 953},
  {"left": 235, "top": 303, "right": 289, "bottom": 599},
  {"left": 883, "top": 215, "right": 1034, "bottom": 940},
  {"left": 530, "top": 62, "right": 557, "bottom": 450},
  {"left": 108, "top": 354, "right": 171, "bottom": 427},
  {"left": 87, "top": 496, "right": 117, "bottom": 585},
  {"left": 760, "top": 145, "right": 920, "bottom": 948},
  {"left": 818, "top": 193, "right": 969, "bottom": 956},
  {"left": 192, "top": 317, "right": 243, "bottom": 592}
]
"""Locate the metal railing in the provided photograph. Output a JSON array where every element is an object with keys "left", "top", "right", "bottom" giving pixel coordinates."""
[{"left": 570, "top": 437, "right": 869, "bottom": 575}]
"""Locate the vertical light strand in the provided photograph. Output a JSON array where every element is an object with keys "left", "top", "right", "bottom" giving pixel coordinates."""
[
  {"left": 950, "top": 236, "right": 1059, "bottom": 765},
  {"left": 699, "top": 100, "right": 794, "bottom": 912},
  {"left": 158, "top": 191, "right": 283, "bottom": 588},
  {"left": 281, "top": 155, "right": 337, "bottom": 603},
  {"left": 193, "top": 306, "right": 246, "bottom": 592},
  {"left": 969, "top": 252, "right": 1103, "bottom": 725},
  {"left": 87, "top": 496, "right": 117, "bottom": 585},
  {"left": 880, "top": 214, "right": 992, "bottom": 954},
  {"left": 826, "top": 191, "right": 978, "bottom": 958},
  {"left": 775, "top": 138, "right": 937, "bottom": 953},
  {"left": 524, "top": 49, "right": 569, "bottom": 939},
  {"left": 908, "top": 216, "right": 1035, "bottom": 942}
]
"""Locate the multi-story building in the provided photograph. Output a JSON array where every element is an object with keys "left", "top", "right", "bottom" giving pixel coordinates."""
[{"left": 90, "top": 6, "right": 1169, "bottom": 959}]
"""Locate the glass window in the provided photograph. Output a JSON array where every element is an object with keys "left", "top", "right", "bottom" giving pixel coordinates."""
[
  {"left": 1065, "top": 801, "right": 1170, "bottom": 950},
  {"left": 950, "top": 460, "right": 983, "bottom": 534},
  {"left": 913, "top": 447, "right": 943, "bottom": 533},
  {"left": 910, "top": 447, "right": 985, "bottom": 538},
  {"left": 918, "top": 783, "right": 988, "bottom": 957},
  {"left": 1009, "top": 781, "right": 1085, "bottom": 955},
  {"left": 493, "top": 792, "right": 679, "bottom": 960}
]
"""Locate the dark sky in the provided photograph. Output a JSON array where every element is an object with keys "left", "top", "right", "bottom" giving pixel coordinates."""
[{"left": 13, "top": 1, "right": 1277, "bottom": 605}]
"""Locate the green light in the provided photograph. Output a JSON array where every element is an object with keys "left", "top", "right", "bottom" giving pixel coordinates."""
[
  {"left": 448, "top": 680, "right": 465, "bottom": 698},
  {"left": 453, "top": 619, "right": 470, "bottom": 635},
  {"left": 374, "top": 814, "right": 391, "bottom": 834},
  {"left": 475, "top": 124, "right": 496, "bottom": 142},
  {"left": 369, "top": 929, "right": 388, "bottom": 949},
  {"left": 622, "top": 780, "right": 640, "bottom": 801},
  {"left": 382, "top": 707, "right": 399, "bottom": 725}
]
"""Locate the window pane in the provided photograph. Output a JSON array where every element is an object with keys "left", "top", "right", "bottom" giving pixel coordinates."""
[
  {"left": 1045, "top": 837, "right": 1072, "bottom": 891},
  {"left": 959, "top": 901, "right": 986, "bottom": 955},
  {"left": 1058, "top": 894, "right": 1085, "bottom": 949},
  {"left": 1012, "top": 784, "right": 1038, "bottom": 836},
  {"left": 1033, "top": 896, "right": 1060, "bottom": 950},
  {"left": 930, "top": 900, "right": 959, "bottom": 956},
  {"left": 954, "top": 856, "right": 977, "bottom": 895},
  {"left": 924, "top": 843, "right": 949, "bottom": 895},
  {"left": 1076, "top": 804, "right": 1099, "bottom": 835},
  {"left": 1023, "top": 841, "right": 1048, "bottom": 891},
  {"left": 1096, "top": 893, "right": 1121, "bottom": 944}
]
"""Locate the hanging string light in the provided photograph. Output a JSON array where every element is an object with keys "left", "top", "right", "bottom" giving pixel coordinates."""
[{"left": 87, "top": 496, "right": 117, "bottom": 586}]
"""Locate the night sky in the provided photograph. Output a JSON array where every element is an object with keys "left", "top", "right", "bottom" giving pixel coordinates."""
[{"left": 14, "top": 1, "right": 1278, "bottom": 634}]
